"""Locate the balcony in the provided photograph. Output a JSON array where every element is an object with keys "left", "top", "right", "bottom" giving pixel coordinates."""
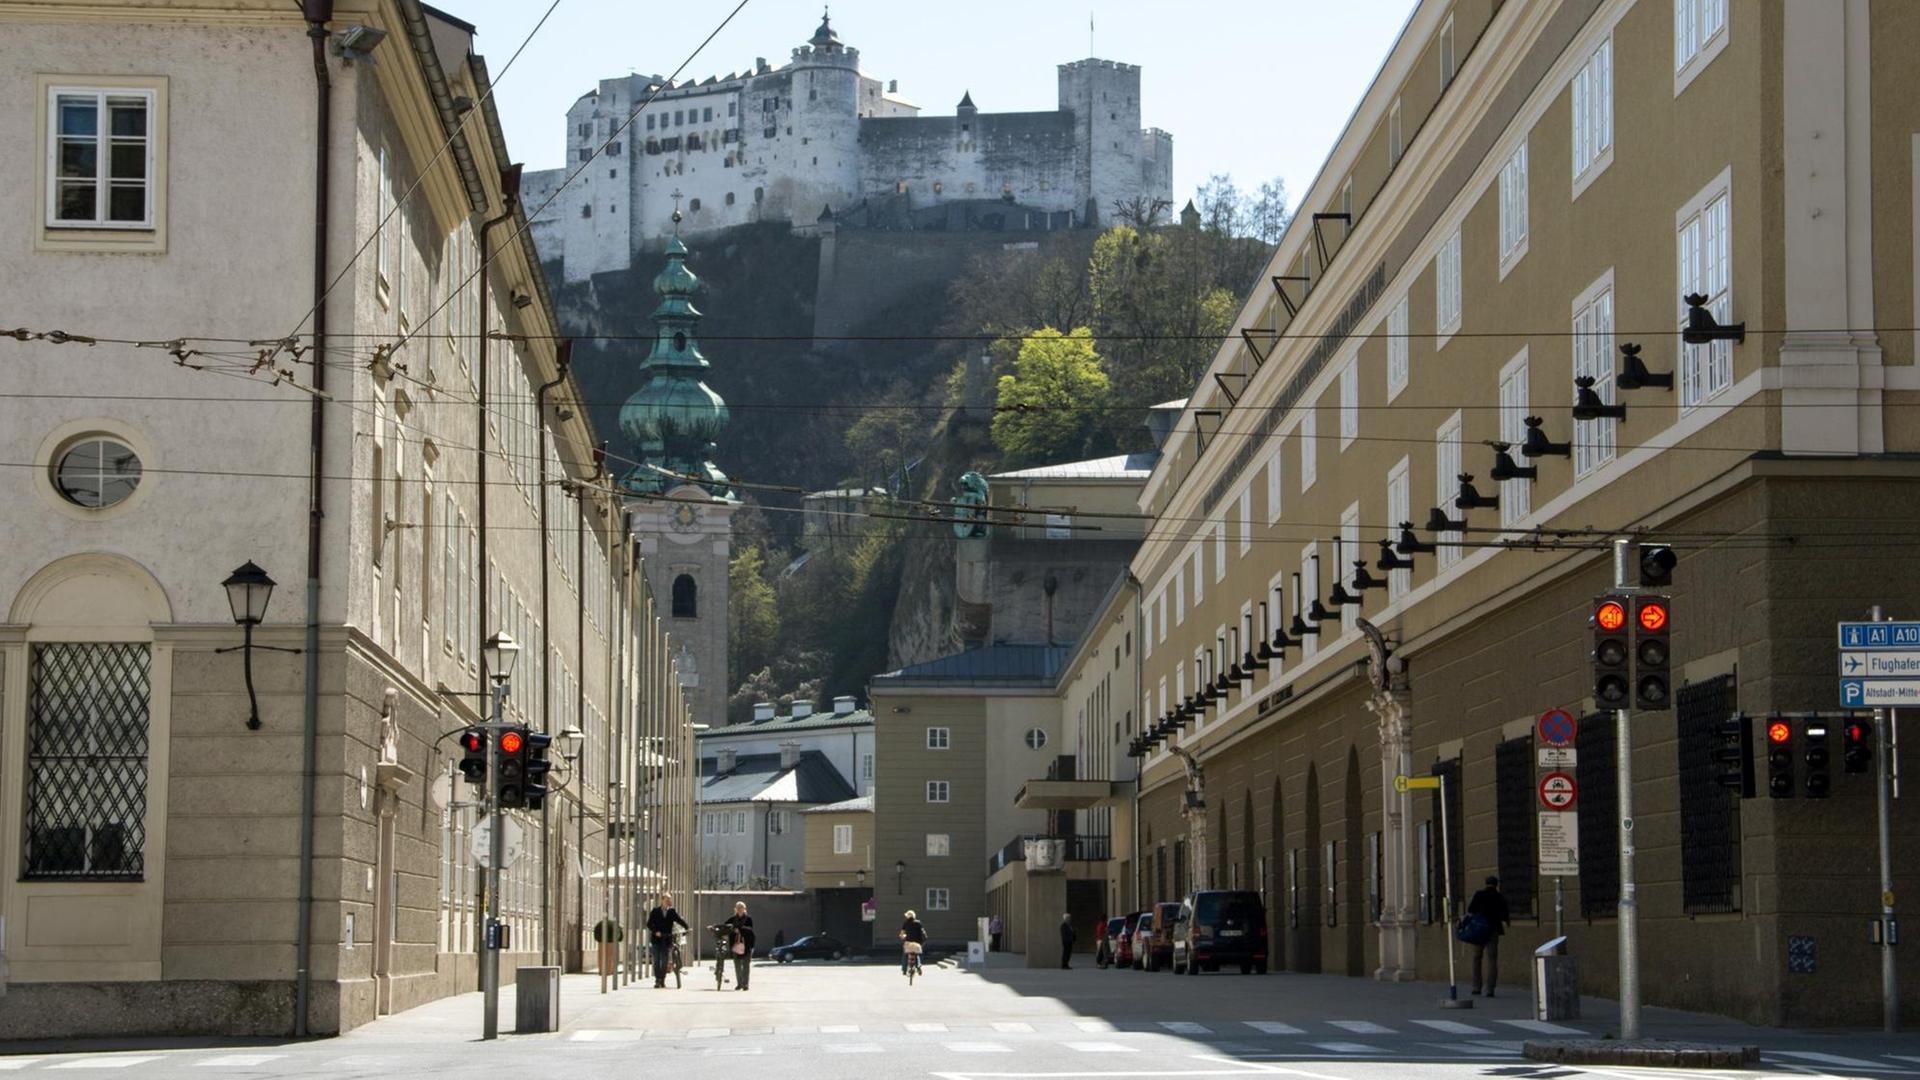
[
  {"left": 1014, "top": 754, "right": 1124, "bottom": 811},
  {"left": 988, "top": 833, "right": 1112, "bottom": 875}
]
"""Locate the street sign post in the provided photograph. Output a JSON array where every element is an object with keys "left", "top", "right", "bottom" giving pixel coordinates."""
[
  {"left": 1538, "top": 811, "right": 1580, "bottom": 877},
  {"left": 1840, "top": 621, "right": 1920, "bottom": 708},
  {"left": 1538, "top": 708, "right": 1577, "bottom": 747}
]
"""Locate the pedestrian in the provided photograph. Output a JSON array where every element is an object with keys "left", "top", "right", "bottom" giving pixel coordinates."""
[
  {"left": 772, "top": 928, "right": 787, "bottom": 950},
  {"left": 1467, "top": 876, "right": 1510, "bottom": 997},
  {"left": 592, "top": 913, "right": 623, "bottom": 989},
  {"left": 989, "top": 914, "right": 1003, "bottom": 952},
  {"left": 646, "top": 891, "right": 690, "bottom": 989},
  {"left": 1059, "top": 913, "right": 1076, "bottom": 969},
  {"left": 724, "top": 900, "right": 756, "bottom": 991}
]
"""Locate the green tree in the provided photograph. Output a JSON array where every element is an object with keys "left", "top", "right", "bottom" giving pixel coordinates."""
[
  {"left": 990, "top": 327, "right": 1110, "bottom": 466},
  {"left": 728, "top": 544, "right": 780, "bottom": 687}
]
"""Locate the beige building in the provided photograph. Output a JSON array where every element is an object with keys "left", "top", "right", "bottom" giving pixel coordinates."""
[
  {"left": 0, "top": 0, "right": 697, "bottom": 1037},
  {"left": 1119, "top": 0, "right": 1920, "bottom": 1027},
  {"left": 802, "top": 794, "right": 874, "bottom": 891}
]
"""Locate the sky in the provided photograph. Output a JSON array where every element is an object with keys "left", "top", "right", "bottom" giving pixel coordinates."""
[{"left": 431, "top": 0, "right": 1416, "bottom": 210}]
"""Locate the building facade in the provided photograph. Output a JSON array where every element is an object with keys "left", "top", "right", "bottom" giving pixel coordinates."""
[
  {"left": 1122, "top": 0, "right": 1920, "bottom": 1027},
  {"left": 0, "top": 0, "right": 698, "bottom": 1037},
  {"left": 525, "top": 14, "right": 1174, "bottom": 283}
]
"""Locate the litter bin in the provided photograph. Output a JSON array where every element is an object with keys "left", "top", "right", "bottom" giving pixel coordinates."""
[
  {"left": 515, "top": 965, "right": 562, "bottom": 1033},
  {"left": 1532, "top": 936, "right": 1579, "bottom": 1021}
]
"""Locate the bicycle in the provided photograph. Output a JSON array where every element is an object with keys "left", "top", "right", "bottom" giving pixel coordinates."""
[
  {"left": 711, "top": 924, "right": 734, "bottom": 991},
  {"left": 903, "top": 940, "right": 923, "bottom": 985},
  {"left": 668, "top": 928, "right": 685, "bottom": 989}
]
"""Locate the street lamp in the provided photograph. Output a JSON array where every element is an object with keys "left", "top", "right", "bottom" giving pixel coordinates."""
[
  {"left": 483, "top": 630, "right": 520, "bottom": 683},
  {"left": 894, "top": 859, "right": 907, "bottom": 896},
  {"left": 219, "top": 561, "right": 288, "bottom": 731},
  {"left": 557, "top": 722, "right": 587, "bottom": 978}
]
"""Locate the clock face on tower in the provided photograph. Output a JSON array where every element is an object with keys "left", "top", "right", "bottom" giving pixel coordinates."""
[{"left": 669, "top": 503, "right": 699, "bottom": 532}]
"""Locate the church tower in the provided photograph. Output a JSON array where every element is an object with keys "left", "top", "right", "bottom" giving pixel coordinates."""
[{"left": 620, "top": 229, "right": 736, "bottom": 728}]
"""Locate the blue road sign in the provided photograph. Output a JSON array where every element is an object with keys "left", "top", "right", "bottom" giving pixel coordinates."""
[
  {"left": 1839, "top": 621, "right": 1920, "bottom": 649},
  {"left": 1842, "top": 678, "right": 1920, "bottom": 708},
  {"left": 1537, "top": 708, "right": 1577, "bottom": 747}
]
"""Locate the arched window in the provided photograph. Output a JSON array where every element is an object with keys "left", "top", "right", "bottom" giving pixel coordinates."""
[{"left": 672, "top": 573, "right": 697, "bottom": 618}]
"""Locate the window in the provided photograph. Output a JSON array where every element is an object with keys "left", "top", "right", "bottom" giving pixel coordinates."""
[
  {"left": 1573, "top": 277, "right": 1617, "bottom": 476},
  {"left": 1434, "top": 412, "right": 1463, "bottom": 569},
  {"left": 926, "top": 781, "right": 949, "bottom": 803},
  {"left": 926, "top": 834, "right": 950, "bottom": 857},
  {"left": 1213, "top": 518, "right": 1226, "bottom": 581},
  {"left": 1299, "top": 410, "right": 1317, "bottom": 491},
  {"left": 646, "top": 115, "right": 655, "bottom": 131},
  {"left": 1572, "top": 38, "right": 1614, "bottom": 190},
  {"left": 862, "top": 753, "right": 874, "bottom": 780},
  {"left": 1499, "top": 351, "right": 1531, "bottom": 526},
  {"left": 1435, "top": 230, "right": 1462, "bottom": 341},
  {"left": 1498, "top": 143, "right": 1528, "bottom": 275},
  {"left": 1265, "top": 449, "right": 1283, "bottom": 524},
  {"left": 1388, "top": 98, "right": 1403, "bottom": 165},
  {"left": 1495, "top": 737, "right": 1538, "bottom": 918},
  {"left": 926, "top": 726, "right": 950, "bottom": 750},
  {"left": 24, "top": 643, "right": 150, "bottom": 879},
  {"left": 1440, "top": 15, "right": 1456, "bottom": 89},
  {"left": 703, "top": 107, "right": 713, "bottom": 122},
  {"left": 1386, "top": 297, "right": 1409, "bottom": 400},
  {"left": 1237, "top": 489, "right": 1251, "bottom": 555},
  {"left": 1678, "top": 178, "right": 1733, "bottom": 408},
  {"left": 926, "top": 887, "right": 951, "bottom": 911},
  {"left": 1024, "top": 728, "right": 1048, "bottom": 751},
  {"left": 1299, "top": 546, "right": 1319, "bottom": 659},
  {"left": 768, "top": 863, "right": 785, "bottom": 886},
  {"left": 1339, "top": 504, "right": 1360, "bottom": 635},
  {"left": 45, "top": 84, "right": 158, "bottom": 231},
  {"left": 376, "top": 143, "right": 393, "bottom": 297},
  {"left": 1339, "top": 359, "right": 1358, "bottom": 448},
  {"left": 1385, "top": 458, "right": 1411, "bottom": 600},
  {"left": 735, "top": 810, "right": 747, "bottom": 833},
  {"left": 1341, "top": 178, "right": 1353, "bottom": 221},
  {"left": 52, "top": 435, "right": 141, "bottom": 508},
  {"left": 671, "top": 573, "right": 697, "bottom": 617},
  {"left": 1192, "top": 546, "right": 1204, "bottom": 604},
  {"left": 1677, "top": 674, "right": 1741, "bottom": 913},
  {"left": 1674, "top": 0, "right": 1729, "bottom": 87},
  {"left": 833, "top": 823, "right": 853, "bottom": 854},
  {"left": 1175, "top": 568, "right": 1185, "bottom": 625}
]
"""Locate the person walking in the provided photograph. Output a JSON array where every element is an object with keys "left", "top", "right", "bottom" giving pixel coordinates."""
[
  {"left": 989, "top": 914, "right": 1003, "bottom": 952},
  {"left": 646, "top": 892, "right": 690, "bottom": 989},
  {"left": 1058, "top": 913, "right": 1076, "bottom": 969},
  {"left": 724, "top": 901, "right": 756, "bottom": 991},
  {"left": 1467, "top": 876, "right": 1510, "bottom": 997}
]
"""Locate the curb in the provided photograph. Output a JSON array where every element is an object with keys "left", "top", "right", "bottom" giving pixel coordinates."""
[{"left": 1523, "top": 1039, "right": 1759, "bottom": 1068}]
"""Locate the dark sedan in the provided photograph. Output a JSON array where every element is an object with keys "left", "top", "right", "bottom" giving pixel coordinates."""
[{"left": 768, "top": 933, "right": 852, "bottom": 963}]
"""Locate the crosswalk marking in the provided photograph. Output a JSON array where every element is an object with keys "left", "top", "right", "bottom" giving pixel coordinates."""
[
  {"left": 824, "top": 1044, "right": 881, "bottom": 1054},
  {"left": 1495, "top": 1019, "right": 1583, "bottom": 1035},
  {"left": 991, "top": 1021, "right": 1033, "bottom": 1033},
  {"left": 1245, "top": 1021, "right": 1306, "bottom": 1035},
  {"left": 818, "top": 1024, "right": 860, "bottom": 1034},
  {"left": 1463, "top": 1040, "right": 1526, "bottom": 1054},
  {"left": 1160, "top": 1021, "right": 1211, "bottom": 1034},
  {"left": 1775, "top": 1050, "right": 1896, "bottom": 1070},
  {"left": 1074, "top": 1019, "right": 1116, "bottom": 1032},
  {"left": 945, "top": 1043, "right": 1011, "bottom": 1053},
  {"left": 1409, "top": 1019, "right": 1491, "bottom": 1035},
  {"left": 1066, "top": 1042, "right": 1137, "bottom": 1053},
  {"left": 47, "top": 1059, "right": 162, "bottom": 1070},
  {"left": 1327, "top": 1020, "right": 1395, "bottom": 1035},
  {"left": 906, "top": 1022, "right": 947, "bottom": 1033},
  {"left": 0, "top": 1062, "right": 42, "bottom": 1071},
  {"left": 1309, "top": 1042, "right": 1382, "bottom": 1054},
  {"left": 199, "top": 1055, "right": 286, "bottom": 1068},
  {"left": 1422, "top": 1041, "right": 1521, "bottom": 1057},
  {"left": 685, "top": 1027, "right": 730, "bottom": 1038}
]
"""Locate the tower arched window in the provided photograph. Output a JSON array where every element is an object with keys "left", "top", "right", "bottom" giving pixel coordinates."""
[{"left": 672, "top": 574, "right": 698, "bottom": 618}]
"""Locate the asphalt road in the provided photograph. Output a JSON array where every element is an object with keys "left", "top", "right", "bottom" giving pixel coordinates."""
[{"left": 4, "top": 960, "right": 1918, "bottom": 1078}]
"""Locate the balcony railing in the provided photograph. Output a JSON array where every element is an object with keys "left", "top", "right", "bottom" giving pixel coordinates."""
[{"left": 988, "top": 833, "right": 1112, "bottom": 874}]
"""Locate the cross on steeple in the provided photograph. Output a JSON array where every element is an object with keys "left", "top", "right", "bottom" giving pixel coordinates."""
[{"left": 670, "top": 189, "right": 684, "bottom": 233}]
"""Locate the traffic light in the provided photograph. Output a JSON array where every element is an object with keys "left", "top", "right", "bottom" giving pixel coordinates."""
[
  {"left": 1632, "top": 595, "right": 1672, "bottom": 711},
  {"left": 523, "top": 731, "right": 554, "bottom": 811},
  {"left": 1766, "top": 718, "right": 1795, "bottom": 798},
  {"left": 496, "top": 726, "right": 528, "bottom": 808},
  {"left": 1638, "top": 544, "right": 1677, "bottom": 588},
  {"left": 1592, "top": 595, "right": 1631, "bottom": 709},
  {"left": 1712, "top": 713, "right": 1755, "bottom": 799},
  {"left": 1803, "top": 721, "right": 1831, "bottom": 799},
  {"left": 459, "top": 728, "right": 489, "bottom": 786},
  {"left": 1845, "top": 719, "right": 1874, "bottom": 774}
]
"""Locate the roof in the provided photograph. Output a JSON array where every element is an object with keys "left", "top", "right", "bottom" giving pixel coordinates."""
[
  {"left": 802, "top": 794, "right": 874, "bottom": 814},
  {"left": 698, "top": 750, "right": 857, "bottom": 805},
  {"left": 698, "top": 707, "right": 874, "bottom": 738},
  {"left": 875, "top": 644, "right": 1071, "bottom": 685},
  {"left": 990, "top": 451, "right": 1158, "bottom": 481}
]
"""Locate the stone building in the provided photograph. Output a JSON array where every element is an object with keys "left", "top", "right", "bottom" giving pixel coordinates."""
[
  {"left": 0, "top": 0, "right": 698, "bottom": 1037},
  {"left": 525, "top": 13, "right": 1174, "bottom": 283}
]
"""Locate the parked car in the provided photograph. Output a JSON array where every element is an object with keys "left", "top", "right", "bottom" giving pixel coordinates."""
[
  {"left": 1096, "top": 916, "right": 1126, "bottom": 968},
  {"left": 1130, "top": 911, "right": 1154, "bottom": 969},
  {"left": 1171, "top": 890, "right": 1268, "bottom": 975},
  {"left": 1141, "top": 901, "right": 1182, "bottom": 971},
  {"left": 1112, "top": 912, "right": 1142, "bottom": 969},
  {"left": 768, "top": 933, "right": 851, "bottom": 963}
]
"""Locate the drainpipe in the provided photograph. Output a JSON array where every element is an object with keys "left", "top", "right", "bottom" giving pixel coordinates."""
[
  {"left": 534, "top": 343, "right": 569, "bottom": 964},
  {"left": 1128, "top": 571, "right": 1142, "bottom": 912},
  {"left": 295, "top": 0, "right": 334, "bottom": 1039},
  {"left": 475, "top": 179, "right": 516, "bottom": 972},
  {"left": 575, "top": 470, "right": 590, "bottom": 956}
]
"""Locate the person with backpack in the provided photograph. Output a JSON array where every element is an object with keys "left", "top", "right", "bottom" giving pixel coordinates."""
[{"left": 1466, "top": 876, "right": 1510, "bottom": 997}]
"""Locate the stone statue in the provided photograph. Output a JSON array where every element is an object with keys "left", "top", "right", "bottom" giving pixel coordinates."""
[{"left": 952, "top": 471, "right": 990, "bottom": 539}]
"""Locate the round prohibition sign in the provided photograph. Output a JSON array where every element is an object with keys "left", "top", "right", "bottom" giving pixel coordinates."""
[
  {"left": 1539, "top": 770, "right": 1578, "bottom": 811},
  {"left": 1538, "top": 708, "right": 1577, "bottom": 747}
]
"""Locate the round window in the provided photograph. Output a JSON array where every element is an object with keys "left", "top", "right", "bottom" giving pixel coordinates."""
[
  {"left": 54, "top": 436, "right": 142, "bottom": 508},
  {"left": 1024, "top": 728, "right": 1048, "bottom": 751}
]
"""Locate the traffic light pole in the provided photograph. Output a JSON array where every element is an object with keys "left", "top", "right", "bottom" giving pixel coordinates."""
[
  {"left": 1612, "top": 539, "right": 1642, "bottom": 1041},
  {"left": 1872, "top": 605, "right": 1898, "bottom": 1033},
  {"left": 483, "top": 679, "right": 507, "bottom": 1041}
]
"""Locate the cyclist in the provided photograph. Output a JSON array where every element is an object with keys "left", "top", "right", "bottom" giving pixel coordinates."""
[{"left": 899, "top": 909, "right": 927, "bottom": 977}]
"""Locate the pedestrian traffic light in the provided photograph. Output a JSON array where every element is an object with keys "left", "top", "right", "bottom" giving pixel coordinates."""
[
  {"left": 459, "top": 728, "right": 489, "bottom": 786},
  {"left": 1638, "top": 544, "right": 1677, "bottom": 588},
  {"left": 1766, "top": 718, "right": 1795, "bottom": 798},
  {"left": 1632, "top": 595, "right": 1672, "bottom": 711},
  {"left": 1712, "top": 713, "right": 1755, "bottom": 799},
  {"left": 1803, "top": 721, "right": 1831, "bottom": 799},
  {"left": 523, "top": 731, "right": 554, "bottom": 811},
  {"left": 496, "top": 726, "right": 527, "bottom": 808},
  {"left": 1592, "top": 595, "right": 1631, "bottom": 709},
  {"left": 1844, "top": 719, "right": 1873, "bottom": 774}
]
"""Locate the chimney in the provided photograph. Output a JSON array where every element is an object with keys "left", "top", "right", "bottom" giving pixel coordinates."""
[
  {"left": 717, "top": 748, "right": 737, "bottom": 775},
  {"left": 833, "top": 695, "right": 857, "bottom": 716},
  {"left": 780, "top": 740, "right": 801, "bottom": 769},
  {"left": 791, "top": 700, "right": 814, "bottom": 719},
  {"left": 888, "top": 79, "right": 897, "bottom": 93},
  {"left": 753, "top": 702, "right": 776, "bottom": 722}
]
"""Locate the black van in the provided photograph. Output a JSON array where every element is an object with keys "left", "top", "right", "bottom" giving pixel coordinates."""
[{"left": 1171, "top": 890, "right": 1269, "bottom": 974}]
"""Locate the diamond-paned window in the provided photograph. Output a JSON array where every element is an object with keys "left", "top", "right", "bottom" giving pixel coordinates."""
[{"left": 24, "top": 643, "right": 150, "bottom": 880}]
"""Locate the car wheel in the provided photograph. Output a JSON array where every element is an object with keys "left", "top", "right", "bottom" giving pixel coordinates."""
[
  {"left": 831, "top": 949, "right": 845, "bottom": 960},
  {"left": 1240, "top": 962, "right": 1252, "bottom": 975}
]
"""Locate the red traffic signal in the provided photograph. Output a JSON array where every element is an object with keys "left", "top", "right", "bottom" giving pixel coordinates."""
[
  {"left": 499, "top": 730, "right": 525, "bottom": 755},
  {"left": 1595, "top": 600, "right": 1627, "bottom": 632},
  {"left": 1767, "top": 720, "right": 1792, "bottom": 744},
  {"left": 1845, "top": 720, "right": 1873, "bottom": 774},
  {"left": 460, "top": 730, "right": 485, "bottom": 753},
  {"left": 458, "top": 727, "right": 488, "bottom": 785},
  {"left": 1636, "top": 599, "right": 1669, "bottom": 633}
]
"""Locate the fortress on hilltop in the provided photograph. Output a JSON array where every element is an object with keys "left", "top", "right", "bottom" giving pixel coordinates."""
[{"left": 525, "top": 11, "right": 1174, "bottom": 283}]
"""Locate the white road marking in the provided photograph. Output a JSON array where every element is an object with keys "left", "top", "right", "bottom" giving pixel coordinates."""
[
  {"left": 907, "top": 1022, "right": 950, "bottom": 1033},
  {"left": 47, "top": 1059, "right": 162, "bottom": 1070},
  {"left": 993, "top": 1022, "right": 1035, "bottom": 1033},
  {"left": 1409, "top": 1019, "right": 1491, "bottom": 1035},
  {"left": 198, "top": 1056, "right": 286, "bottom": 1068},
  {"left": 684, "top": 1027, "right": 730, "bottom": 1038},
  {"left": 1066, "top": 1042, "right": 1138, "bottom": 1053},
  {"left": 1775, "top": 1051, "right": 1901, "bottom": 1070},
  {"left": 1160, "top": 1021, "right": 1212, "bottom": 1034},
  {"left": 1325, "top": 1020, "right": 1394, "bottom": 1035},
  {"left": 946, "top": 1043, "right": 1012, "bottom": 1053},
  {"left": 0, "top": 1062, "right": 42, "bottom": 1071},
  {"left": 1244, "top": 1021, "right": 1305, "bottom": 1035},
  {"left": 825, "top": 1044, "right": 882, "bottom": 1054},
  {"left": 1419, "top": 1041, "right": 1521, "bottom": 1057},
  {"left": 1462, "top": 1040, "right": 1526, "bottom": 1054},
  {"left": 1495, "top": 1019, "right": 1584, "bottom": 1035},
  {"left": 1074, "top": 1019, "right": 1117, "bottom": 1032},
  {"left": 710, "top": 1047, "right": 765, "bottom": 1056},
  {"left": 818, "top": 1024, "right": 861, "bottom": 1034},
  {"left": 1307, "top": 1042, "right": 1380, "bottom": 1054}
]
